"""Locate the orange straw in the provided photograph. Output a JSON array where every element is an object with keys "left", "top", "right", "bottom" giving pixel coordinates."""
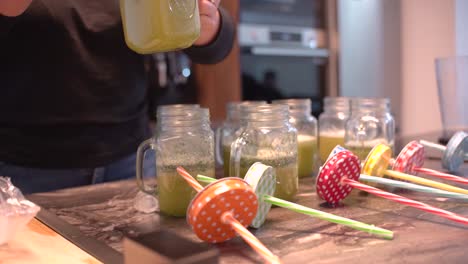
[
  {"left": 222, "top": 212, "right": 282, "bottom": 264},
  {"left": 176, "top": 167, "right": 204, "bottom": 192}
]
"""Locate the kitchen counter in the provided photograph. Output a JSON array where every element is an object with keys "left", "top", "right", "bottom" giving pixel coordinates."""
[
  {"left": 0, "top": 218, "right": 101, "bottom": 264},
  {"left": 27, "top": 157, "right": 468, "bottom": 263}
]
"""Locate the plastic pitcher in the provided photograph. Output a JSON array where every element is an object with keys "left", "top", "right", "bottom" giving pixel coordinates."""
[
  {"left": 435, "top": 56, "right": 468, "bottom": 140},
  {"left": 120, "top": 0, "right": 200, "bottom": 54}
]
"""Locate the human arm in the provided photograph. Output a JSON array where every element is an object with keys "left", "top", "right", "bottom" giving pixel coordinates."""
[
  {"left": 0, "top": 0, "right": 32, "bottom": 17},
  {"left": 0, "top": 0, "right": 32, "bottom": 38},
  {"left": 184, "top": 0, "right": 235, "bottom": 64}
]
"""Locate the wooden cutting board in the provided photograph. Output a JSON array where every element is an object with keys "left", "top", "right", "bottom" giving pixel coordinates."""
[{"left": 0, "top": 218, "right": 101, "bottom": 264}]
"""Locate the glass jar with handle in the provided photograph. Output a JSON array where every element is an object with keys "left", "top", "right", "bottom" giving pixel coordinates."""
[
  {"left": 120, "top": 0, "right": 201, "bottom": 54},
  {"left": 136, "top": 107, "right": 214, "bottom": 217},
  {"left": 230, "top": 104, "right": 298, "bottom": 201},
  {"left": 273, "top": 99, "right": 318, "bottom": 178},
  {"left": 215, "top": 101, "right": 266, "bottom": 177}
]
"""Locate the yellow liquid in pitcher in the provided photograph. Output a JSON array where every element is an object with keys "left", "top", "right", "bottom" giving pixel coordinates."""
[
  {"left": 157, "top": 163, "right": 214, "bottom": 217},
  {"left": 319, "top": 135, "right": 345, "bottom": 163},
  {"left": 297, "top": 135, "right": 318, "bottom": 178},
  {"left": 120, "top": 0, "right": 200, "bottom": 54}
]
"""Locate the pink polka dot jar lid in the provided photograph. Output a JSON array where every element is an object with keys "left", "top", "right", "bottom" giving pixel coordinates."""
[{"left": 393, "top": 141, "right": 425, "bottom": 175}]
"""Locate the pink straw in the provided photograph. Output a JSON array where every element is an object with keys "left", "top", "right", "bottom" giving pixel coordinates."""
[
  {"left": 413, "top": 167, "right": 468, "bottom": 185},
  {"left": 342, "top": 178, "right": 468, "bottom": 225}
]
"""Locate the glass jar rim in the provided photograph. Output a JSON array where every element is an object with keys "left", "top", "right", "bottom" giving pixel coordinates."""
[
  {"left": 226, "top": 101, "right": 267, "bottom": 119},
  {"left": 323, "top": 97, "right": 351, "bottom": 113},
  {"left": 239, "top": 104, "right": 290, "bottom": 122},
  {"left": 272, "top": 98, "right": 312, "bottom": 115},
  {"left": 350, "top": 97, "right": 390, "bottom": 112}
]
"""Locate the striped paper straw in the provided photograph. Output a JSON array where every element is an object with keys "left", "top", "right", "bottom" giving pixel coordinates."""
[
  {"left": 413, "top": 167, "right": 468, "bottom": 185},
  {"left": 384, "top": 170, "right": 468, "bottom": 195},
  {"left": 176, "top": 167, "right": 204, "bottom": 192},
  {"left": 222, "top": 212, "right": 282, "bottom": 264},
  {"left": 342, "top": 178, "right": 468, "bottom": 225},
  {"left": 197, "top": 175, "right": 394, "bottom": 239},
  {"left": 359, "top": 174, "right": 468, "bottom": 200}
]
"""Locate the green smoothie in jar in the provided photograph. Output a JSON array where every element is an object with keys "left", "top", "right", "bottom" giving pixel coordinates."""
[
  {"left": 222, "top": 144, "right": 231, "bottom": 177},
  {"left": 157, "top": 162, "right": 215, "bottom": 217},
  {"left": 239, "top": 153, "right": 298, "bottom": 201},
  {"left": 297, "top": 135, "right": 318, "bottom": 178}
]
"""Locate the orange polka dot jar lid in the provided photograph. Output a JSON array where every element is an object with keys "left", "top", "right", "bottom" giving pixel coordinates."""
[
  {"left": 187, "top": 177, "right": 257, "bottom": 243},
  {"left": 176, "top": 167, "right": 281, "bottom": 264}
]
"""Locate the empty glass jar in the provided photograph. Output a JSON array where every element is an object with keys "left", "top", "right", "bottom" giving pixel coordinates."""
[
  {"left": 230, "top": 104, "right": 298, "bottom": 201},
  {"left": 318, "top": 97, "right": 351, "bottom": 163},
  {"left": 136, "top": 107, "right": 214, "bottom": 217},
  {"left": 344, "top": 98, "right": 395, "bottom": 160},
  {"left": 273, "top": 99, "right": 318, "bottom": 178}
]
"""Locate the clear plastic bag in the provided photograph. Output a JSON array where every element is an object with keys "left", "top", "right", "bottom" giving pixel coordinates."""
[{"left": 0, "top": 177, "right": 40, "bottom": 245}]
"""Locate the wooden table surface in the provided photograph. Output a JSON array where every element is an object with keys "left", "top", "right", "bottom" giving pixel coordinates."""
[
  {"left": 26, "top": 157, "right": 468, "bottom": 264},
  {"left": 0, "top": 218, "right": 101, "bottom": 264},
  {"left": 9, "top": 132, "right": 468, "bottom": 263}
]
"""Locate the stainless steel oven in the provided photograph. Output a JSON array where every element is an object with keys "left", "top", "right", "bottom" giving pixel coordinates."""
[{"left": 239, "top": 0, "right": 327, "bottom": 116}]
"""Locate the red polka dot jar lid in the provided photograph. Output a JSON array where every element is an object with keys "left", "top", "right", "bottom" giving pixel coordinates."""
[
  {"left": 187, "top": 177, "right": 258, "bottom": 243},
  {"left": 326, "top": 145, "right": 348, "bottom": 162},
  {"left": 316, "top": 150, "right": 361, "bottom": 204},
  {"left": 393, "top": 141, "right": 425, "bottom": 175}
]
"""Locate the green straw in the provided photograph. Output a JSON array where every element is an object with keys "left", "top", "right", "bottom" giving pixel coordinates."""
[
  {"left": 197, "top": 175, "right": 393, "bottom": 240},
  {"left": 359, "top": 174, "right": 468, "bottom": 200}
]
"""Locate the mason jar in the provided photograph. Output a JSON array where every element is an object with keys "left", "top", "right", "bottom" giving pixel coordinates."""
[
  {"left": 120, "top": 0, "right": 200, "bottom": 54},
  {"left": 215, "top": 101, "right": 266, "bottom": 177},
  {"left": 154, "top": 104, "right": 200, "bottom": 134},
  {"left": 273, "top": 99, "right": 318, "bottom": 178},
  {"left": 230, "top": 104, "right": 298, "bottom": 201},
  {"left": 157, "top": 104, "right": 200, "bottom": 113},
  {"left": 136, "top": 107, "right": 215, "bottom": 217},
  {"left": 318, "top": 97, "right": 351, "bottom": 163},
  {"left": 344, "top": 98, "right": 395, "bottom": 161}
]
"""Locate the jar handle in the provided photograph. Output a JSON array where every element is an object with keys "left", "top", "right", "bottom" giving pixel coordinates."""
[
  {"left": 229, "top": 136, "right": 247, "bottom": 177},
  {"left": 215, "top": 126, "right": 224, "bottom": 165},
  {"left": 136, "top": 138, "right": 157, "bottom": 195}
]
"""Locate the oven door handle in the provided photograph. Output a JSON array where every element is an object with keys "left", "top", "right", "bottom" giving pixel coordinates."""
[{"left": 248, "top": 47, "right": 329, "bottom": 58}]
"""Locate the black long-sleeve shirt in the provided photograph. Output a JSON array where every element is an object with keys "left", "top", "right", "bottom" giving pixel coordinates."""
[{"left": 0, "top": 0, "right": 234, "bottom": 168}]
